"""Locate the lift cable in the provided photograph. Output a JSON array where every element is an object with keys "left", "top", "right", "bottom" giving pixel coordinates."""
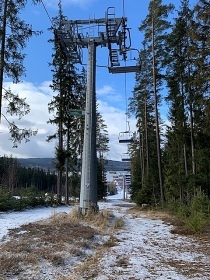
[
  {"left": 122, "top": 0, "right": 125, "bottom": 18},
  {"left": 118, "top": 0, "right": 134, "bottom": 145},
  {"left": 124, "top": 71, "right": 128, "bottom": 131},
  {"left": 122, "top": 0, "right": 130, "bottom": 133},
  {"left": 40, "top": 0, "right": 54, "bottom": 27}
]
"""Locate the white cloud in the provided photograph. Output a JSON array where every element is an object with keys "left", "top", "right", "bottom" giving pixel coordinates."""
[
  {"left": 98, "top": 100, "right": 136, "bottom": 161},
  {"left": 1, "top": 81, "right": 56, "bottom": 158},
  {"left": 0, "top": 81, "right": 137, "bottom": 161},
  {"left": 96, "top": 85, "right": 125, "bottom": 108},
  {"left": 97, "top": 85, "right": 114, "bottom": 96}
]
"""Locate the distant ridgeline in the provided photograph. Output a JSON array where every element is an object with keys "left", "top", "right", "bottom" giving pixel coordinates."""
[
  {"left": 17, "top": 158, "right": 130, "bottom": 172},
  {"left": 103, "top": 160, "right": 130, "bottom": 171},
  {"left": 17, "top": 158, "right": 57, "bottom": 171}
]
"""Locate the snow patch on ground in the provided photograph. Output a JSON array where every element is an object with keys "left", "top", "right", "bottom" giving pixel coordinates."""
[
  {"left": 0, "top": 193, "right": 210, "bottom": 279},
  {"left": 0, "top": 205, "right": 72, "bottom": 241},
  {"left": 99, "top": 201, "right": 209, "bottom": 279}
]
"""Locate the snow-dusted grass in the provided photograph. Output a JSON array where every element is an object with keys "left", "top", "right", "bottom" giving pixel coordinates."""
[
  {"left": 0, "top": 205, "right": 72, "bottom": 241},
  {"left": 0, "top": 193, "right": 210, "bottom": 279},
  {"left": 0, "top": 205, "right": 112, "bottom": 279}
]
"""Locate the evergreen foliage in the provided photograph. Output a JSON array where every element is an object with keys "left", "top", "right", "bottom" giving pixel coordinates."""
[
  {"left": 130, "top": 0, "right": 174, "bottom": 206},
  {"left": 167, "top": 189, "right": 210, "bottom": 233},
  {"left": 129, "top": 0, "right": 210, "bottom": 220},
  {"left": 0, "top": 0, "right": 40, "bottom": 145},
  {"left": 0, "top": 154, "right": 59, "bottom": 211},
  {"left": 0, "top": 156, "right": 57, "bottom": 195},
  {"left": 96, "top": 106, "right": 109, "bottom": 200},
  {"left": 47, "top": 2, "right": 87, "bottom": 202}
]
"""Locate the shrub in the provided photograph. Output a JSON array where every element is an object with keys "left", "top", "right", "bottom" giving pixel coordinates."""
[
  {"left": 190, "top": 189, "right": 210, "bottom": 215},
  {"left": 184, "top": 189, "right": 210, "bottom": 233},
  {"left": 135, "top": 188, "right": 151, "bottom": 206},
  {"left": 185, "top": 210, "right": 206, "bottom": 233},
  {"left": 172, "top": 189, "right": 210, "bottom": 233},
  {"left": 0, "top": 187, "right": 16, "bottom": 211},
  {"left": 0, "top": 186, "right": 46, "bottom": 211}
]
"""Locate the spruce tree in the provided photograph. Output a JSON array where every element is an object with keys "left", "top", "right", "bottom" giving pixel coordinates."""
[
  {"left": 47, "top": 2, "right": 86, "bottom": 202},
  {"left": 0, "top": 0, "right": 40, "bottom": 144},
  {"left": 129, "top": 47, "right": 158, "bottom": 205},
  {"left": 96, "top": 107, "right": 109, "bottom": 199},
  {"left": 164, "top": 0, "right": 210, "bottom": 200},
  {"left": 135, "top": 0, "right": 174, "bottom": 206},
  {"left": 164, "top": 0, "right": 193, "bottom": 201}
]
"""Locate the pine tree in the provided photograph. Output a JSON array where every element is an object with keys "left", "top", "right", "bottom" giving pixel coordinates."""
[
  {"left": 96, "top": 106, "right": 109, "bottom": 199},
  {"left": 133, "top": 0, "right": 174, "bottom": 206},
  {"left": 0, "top": 0, "right": 40, "bottom": 143},
  {"left": 47, "top": 2, "right": 86, "bottom": 202},
  {"left": 164, "top": 0, "right": 210, "bottom": 200},
  {"left": 129, "top": 47, "right": 158, "bottom": 205},
  {"left": 164, "top": 0, "right": 193, "bottom": 201}
]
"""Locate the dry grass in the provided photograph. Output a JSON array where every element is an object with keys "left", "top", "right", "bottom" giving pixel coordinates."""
[
  {"left": 116, "top": 256, "right": 129, "bottom": 267},
  {"left": 0, "top": 211, "right": 98, "bottom": 278},
  {"left": 2, "top": 205, "right": 209, "bottom": 279},
  {"left": 67, "top": 207, "right": 114, "bottom": 229},
  {"left": 126, "top": 206, "right": 173, "bottom": 221},
  {"left": 114, "top": 217, "right": 125, "bottom": 229},
  {"left": 103, "top": 235, "right": 119, "bottom": 248},
  {"left": 0, "top": 207, "right": 120, "bottom": 279},
  {"left": 126, "top": 206, "right": 210, "bottom": 257}
]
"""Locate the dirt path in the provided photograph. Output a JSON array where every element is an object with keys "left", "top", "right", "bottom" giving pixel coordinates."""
[
  {"left": 0, "top": 200, "right": 210, "bottom": 280},
  {"left": 75, "top": 200, "right": 210, "bottom": 280}
]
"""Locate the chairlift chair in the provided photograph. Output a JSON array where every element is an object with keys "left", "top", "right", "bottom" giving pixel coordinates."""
[
  {"left": 124, "top": 167, "right": 131, "bottom": 171},
  {"left": 109, "top": 65, "right": 141, "bottom": 74},
  {"left": 119, "top": 131, "right": 134, "bottom": 143},
  {"left": 121, "top": 153, "right": 131, "bottom": 162},
  {"left": 124, "top": 162, "right": 131, "bottom": 171},
  {"left": 108, "top": 49, "right": 141, "bottom": 74}
]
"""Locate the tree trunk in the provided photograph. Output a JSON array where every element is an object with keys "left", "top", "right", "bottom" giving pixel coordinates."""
[
  {"left": 152, "top": 17, "right": 164, "bottom": 207},
  {"left": 139, "top": 131, "right": 145, "bottom": 185},
  {"left": 65, "top": 125, "right": 70, "bottom": 205},
  {"left": 144, "top": 96, "right": 149, "bottom": 176},
  {"left": 57, "top": 118, "right": 63, "bottom": 203},
  {"left": 0, "top": 0, "right": 8, "bottom": 122},
  {"left": 189, "top": 104, "right": 195, "bottom": 175}
]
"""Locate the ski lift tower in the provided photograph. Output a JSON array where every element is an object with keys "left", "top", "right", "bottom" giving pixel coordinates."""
[{"left": 56, "top": 7, "right": 140, "bottom": 214}]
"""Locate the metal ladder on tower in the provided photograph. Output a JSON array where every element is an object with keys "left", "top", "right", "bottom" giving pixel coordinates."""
[
  {"left": 110, "top": 49, "right": 120, "bottom": 67},
  {"left": 106, "top": 7, "right": 120, "bottom": 67},
  {"left": 106, "top": 7, "right": 117, "bottom": 39}
]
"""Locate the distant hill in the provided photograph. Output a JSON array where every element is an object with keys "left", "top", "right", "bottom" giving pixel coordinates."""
[
  {"left": 17, "top": 158, "right": 130, "bottom": 172},
  {"left": 104, "top": 160, "right": 131, "bottom": 171},
  {"left": 17, "top": 158, "right": 56, "bottom": 171}
]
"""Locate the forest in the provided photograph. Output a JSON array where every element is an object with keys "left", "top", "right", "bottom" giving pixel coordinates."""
[
  {"left": 0, "top": 0, "right": 109, "bottom": 210},
  {"left": 0, "top": 155, "right": 108, "bottom": 211},
  {"left": 128, "top": 0, "right": 210, "bottom": 231},
  {"left": 0, "top": 0, "right": 209, "bottom": 231}
]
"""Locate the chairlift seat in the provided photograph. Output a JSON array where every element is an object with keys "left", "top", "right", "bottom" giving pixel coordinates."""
[
  {"left": 119, "top": 131, "right": 134, "bottom": 144},
  {"left": 108, "top": 65, "right": 141, "bottom": 74},
  {"left": 121, "top": 153, "right": 131, "bottom": 162},
  {"left": 124, "top": 167, "right": 131, "bottom": 171},
  {"left": 119, "top": 138, "right": 134, "bottom": 143},
  {"left": 122, "top": 158, "right": 131, "bottom": 162}
]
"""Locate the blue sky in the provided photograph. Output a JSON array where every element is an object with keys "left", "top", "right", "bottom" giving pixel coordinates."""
[{"left": 1, "top": 0, "right": 196, "bottom": 161}]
